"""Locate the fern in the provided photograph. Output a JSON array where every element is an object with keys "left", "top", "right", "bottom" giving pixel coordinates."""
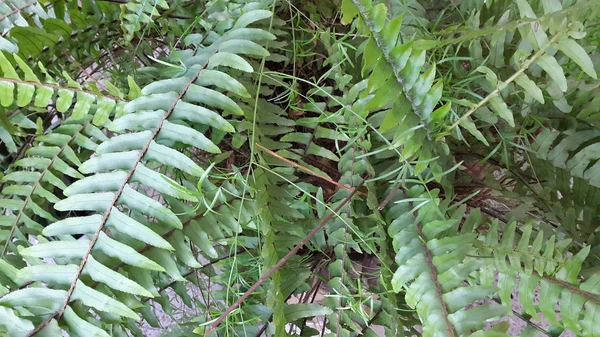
[
  {"left": 0, "top": 51, "right": 127, "bottom": 153},
  {"left": 0, "top": 7, "right": 274, "bottom": 336},
  {"left": 120, "top": 0, "right": 168, "bottom": 42},
  {"left": 341, "top": 0, "right": 449, "bottom": 178},
  {"left": 480, "top": 220, "right": 600, "bottom": 336},
  {"left": 386, "top": 187, "right": 507, "bottom": 337},
  {"left": 0, "top": 117, "right": 105, "bottom": 255},
  {"left": 479, "top": 221, "right": 569, "bottom": 275},
  {"left": 533, "top": 128, "right": 600, "bottom": 188},
  {"left": 448, "top": 0, "right": 598, "bottom": 139}
]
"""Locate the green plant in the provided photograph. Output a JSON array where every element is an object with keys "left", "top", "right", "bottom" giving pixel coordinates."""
[{"left": 0, "top": 0, "right": 600, "bottom": 336}]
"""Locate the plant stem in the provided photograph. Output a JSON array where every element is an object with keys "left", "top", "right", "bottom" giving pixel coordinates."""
[
  {"left": 205, "top": 180, "right": 364, "bottom": 334},
  {"left": 445, "top": 33, "right": 562, "bottom": 136}
]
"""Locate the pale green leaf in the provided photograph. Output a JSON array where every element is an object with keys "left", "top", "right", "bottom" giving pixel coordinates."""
[
  {"left": 84, "top": 255, "right": 153, "bottom": 297},
  {"left": 147, "top": 141, "right": 204, "bottom": 176},
  {"left": 173, "top": 101, "right": 235, "bottom": 132},
  {"left": 284, "top": 303, "right": 333, "bottom": 322},
  {"left": 514, "top": 74, "right": 544, "bottom": 103},
  {"left": 537, "top": 54, "right": 568, "bottom": 92},
  {"left": 233, "top": 9, "right": 272, "bottom": 29},
  {"left": 0, "top": 307, "right": 34, "bottom": 337},
  {"left": 96, "top": 232, "right": 164, "bottom": 271},
  {"left": 556, "top": 38, "right": 597, "bottom": 79},
  {"left": 107, "top": 208, "right": 174, "bottom": 250},
  {"left": 159, "top": 121, "right": 220, "bottom": 153},
  {"left": 55, "top": 192, "right": 115, "bottom": 212},
  {"left": 63, "top": 306, "right": 110, "bottom": 337},
  {"left": 208, "top": 52, "right": 253, "bottom": 73},
  {"left": 489, "top": 95, "right": 514, "bottom": 127},
  {"left": 17, "top": 264, "right": 77, "bottom": 285},
  {"left": 0, "top": 288, "right": 67, "bottom": 313},
  {"left": 43, "top": 215, "right": 100, "bottom": 236}
]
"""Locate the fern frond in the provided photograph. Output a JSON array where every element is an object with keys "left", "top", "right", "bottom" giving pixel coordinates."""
[
  {"left": 0, "top": 0, "right": 74, "bottom": 58},
  {"left": 120, "top": 0, "right": 168, "bottom": 42},
  {"left": 477, "top": 212, "right": 600, "bottom": 336},
  {"left": 450, "top": 0, "right": 597, "bottom": 137},
  {"left": 533, "top": 128, "right": 600, "bottom": 188},
  {"left": 0, "top": 8, "right": 276, "bottom": 336},
  {"left": 340, "top": 0, "right": 450, "bottom": 178},
  {"left": 0, "top": 0, "right": 42, "bottom": 36},
  {"left": 0, "top": 50, "right": 128, "bottom": 152},
  {"left": 478, "top": 221, "right": 569, "bottom": 276},
  {"left": 492, "top": 250, "right": 600, "bottom": 336},
  {"left": 387, "top": 188, "right": 507, "bottom": 337},
  {"left": 0, "top": 117, "right": 105, "bottom": 256}
]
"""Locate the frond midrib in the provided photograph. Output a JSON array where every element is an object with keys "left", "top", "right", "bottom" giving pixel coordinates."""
[
  {"left": 351, "top": 0, "right": 434, "bottom": 142},
  {"left": 539, "top": 272, "right": 600, "bottom": 305},
  {"left": 416, "top": 224, "right": 456, "bottom": 337},
  {"left": 25, "top": 48, "right": 218, "bottom": 337}
]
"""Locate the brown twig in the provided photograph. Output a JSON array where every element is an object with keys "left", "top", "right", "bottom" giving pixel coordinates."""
[
  {"left": 205, "top": 180, "right": 365, "bottom": 334},
  {"left": 255, "top": 143, "right": 366, "bottom": 196}
]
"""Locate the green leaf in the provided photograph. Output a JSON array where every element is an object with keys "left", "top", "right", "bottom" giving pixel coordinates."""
[
  {"left": 64, "top": 172, "right": 127, "bottom": 196},
  {"left": 0, "top": 37, "right": 18, "bottom": 53},
  {"left": 127, "top": 75, "right": 142, "bottom": 99},
  {"left": 159, "top": 121, "right": 220, "bottom": 153},
  {"left": 0, "top": 288, "right": 67, "bottom": 313},
  {"left": 514, "top": 74, "right": 544, "bottom": 103},
  {"left": 79, "top": 151, "right": 138, "bottom": 173},
  {"left": 196, "top": 69, "right": 250, "bottom": 98},
  {"left": 284, "top": 304, "right": 333, "bottom": 322},
  {"left": 0, "top": 307, "right": 34, "bottom": 337},
  {"left": 43, "top": 215, "right": 99, "bottom": 236},
  {"left": 0, "top": 259, "right": 19, "bottom": 283},
  {"left": 147, "top": 141, "right": 204, "bottom": 176},
  {"left": 219, "top": 39, "right": 269, "bottom": 57},
  {"left": 96, "top": 131, "right": 151, "bottom": 154},
  {"left": 460, "top": 118, "right": 489, "bottom": 146},
  {"left": 537, "top": 54, "right": 568, "bottom": 92},
  {"left": 146, "top": 248, "right": 185, "bottom": 281},
  {"left": 233, "top": 9, "right": 272, "bottom": 29},
  {"left": 173, "top": 101, "right": 235, "bottom": 132},
  {"left": 20, "top": 241, "right": 88, "bottom": 259},
  {"left": 107, "top": 208, "right": 174, "bottom": 250},
  {"left": 489, "top": 95, "right": 514, "bottom": 127},
  {"left": 208, "top": 52, "right": 254, "bottom": 73},
  {"left": 96, "top": 232, "right": 165, "bottom": 271},
  {"left": 556, "top": 38, "right": 598, "bottom": 79},
  {"left": 63, "top": 306, "right": 111, "bottom": 337},
  {"left": 133, "top": 164, "right": 194, "bottom": 201},
  {"left": 56, "top": 89, "right": 75, "bottom": 112},
  {"left": 17, "top": 264, "right": 77, "bottom": 285},
  {"left": 73, "top": 92, "right": 96, "bottom": 119},
  {"left": 184, "top": 223, "right": 218, "bottom": 258},
  {"left": 0, "top": 81, "right": 15, "bottom": 107},
  {"left": 0, "top": 53, "right": 19, "bottom": 80},
  {"left": 185, "top": 84, "right": 243, "bottom": 115},
  {"left": 16, "top": 84, "right": 34, "bottom": 107},
  {"left": 119, "top": 185, "right": 183, "bottom": 229},
  {"left": 55, "top": 192, "right": 115, "bottom": 212},
  {"left": 341, "top": 0, "right": 359, "bottom": 24},
  {"left": 84, "top": 255, "right": 153, "bottom": 297},
  {"left": 0, "top": 127, "right": 16, "bottom": 152},
  {"left": 32, "top": 85, "right": 53, "bottom": 107}
]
